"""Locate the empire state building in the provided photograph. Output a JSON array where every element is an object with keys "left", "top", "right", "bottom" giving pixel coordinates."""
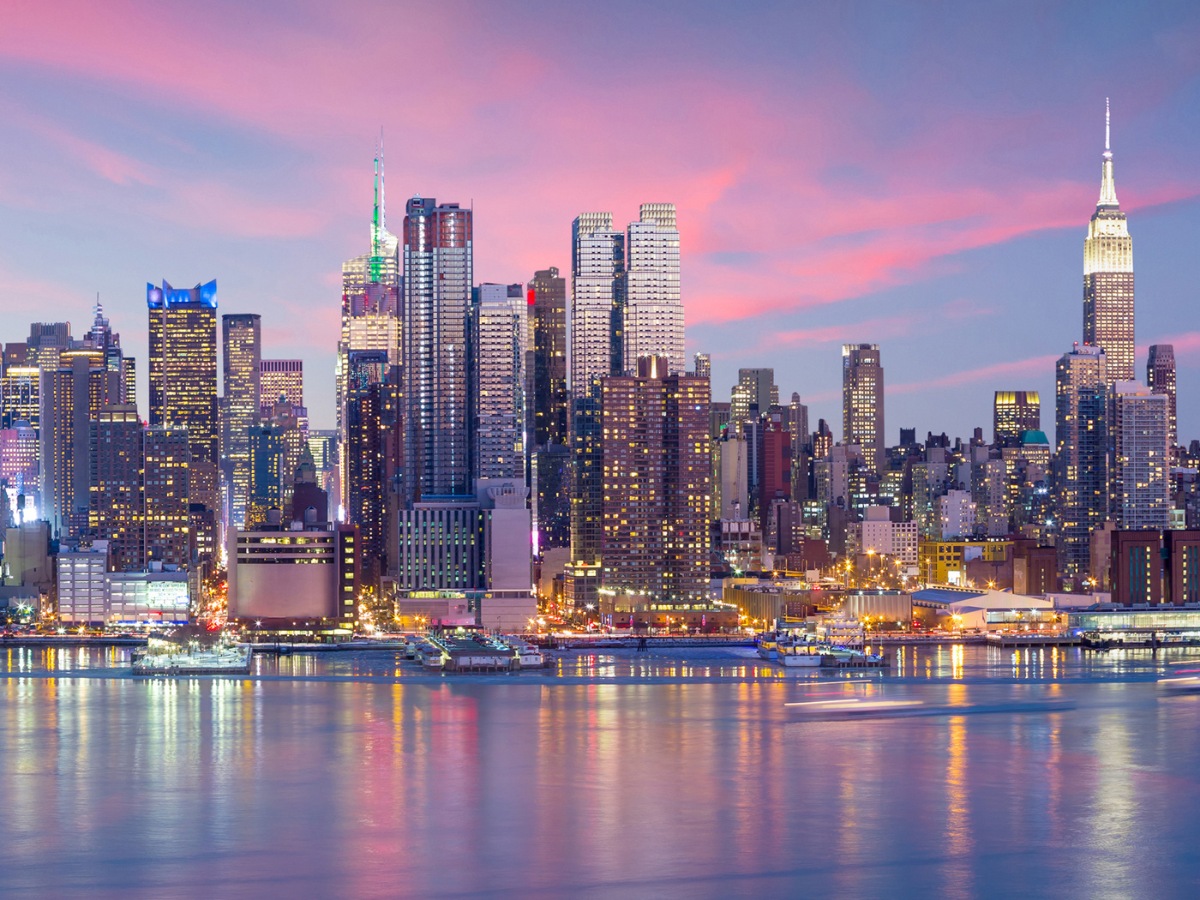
[{"left": 1083, "top": 99, "right": 1134, "bottom": 383}]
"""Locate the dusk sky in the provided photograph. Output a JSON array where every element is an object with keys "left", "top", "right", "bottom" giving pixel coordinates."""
[{"left": 2, "top": 1, "right": 1199, "bottom": 441}]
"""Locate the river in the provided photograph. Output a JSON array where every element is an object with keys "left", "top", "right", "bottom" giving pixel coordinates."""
[{"left": 1, "top": 643, "right": 1197, "bottom": 898}]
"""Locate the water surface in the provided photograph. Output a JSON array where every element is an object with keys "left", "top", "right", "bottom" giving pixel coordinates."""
[{"left": 1, "top": 645, "right": 1197, "bottom": 898}]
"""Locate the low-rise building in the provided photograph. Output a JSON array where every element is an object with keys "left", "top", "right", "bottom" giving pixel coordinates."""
[{"left": 227, "top": 511, "right": 358, "bottom": 635}]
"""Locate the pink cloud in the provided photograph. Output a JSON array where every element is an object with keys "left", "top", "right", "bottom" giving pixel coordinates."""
[{"left": 2, "top": 0, "right": 1199, "bottom": 372}]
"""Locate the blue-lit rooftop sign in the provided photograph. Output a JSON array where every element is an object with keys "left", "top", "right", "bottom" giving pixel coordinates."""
[{"left": 146, "top": 279, "right": 218, "bottom": 309}]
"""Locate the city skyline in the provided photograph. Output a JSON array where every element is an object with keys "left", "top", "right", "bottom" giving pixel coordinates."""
[{"left": 2, "top": 3, "right": 1199, "bottom": 443}]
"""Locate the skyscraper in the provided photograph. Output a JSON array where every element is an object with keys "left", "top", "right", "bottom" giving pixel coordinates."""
[
  {"left": 260, "top": 359, "right": 303, "bottom": 414},
  {"left": 842, "top": 344, "right": 884, "bottom": 474},
  {"left": 566, "top": 214, "right": 624, "bottom": 607},
  {"left": 1083, "top": 100, "right": 1134, "bottom": 384},
  {"left": 1146, "top": 344, "right": 1177, "bottom": 448},
  {"left": 1054, "top": 344, "right": 1108, "bottom": 580},
  {"left": 147, "top": 280, "right": 219, "bottom": 519},
  {"left": 41, "top": 348, "right": 121, "bottom": 537},
  {"left": 623, "top": 204, "right": 684, "bottom": 375},
  {"left": 221, "top": 314, "right": 261, "bottom": 531},
  {"left": 338, "top": 143, "right": 400, "bottom": 436},
  {"left": 89, "top": 403, "right": 143, "bottom": 571},
  {"left": 600, "top": 357, "right": 710, "bottom": 603},
  {"left": 731, "top": 368, "right": 779, "bottom": 425},
  {"left": 143, "top": 425, "right": 190, "bottom": 569},
  {"left": 83, "top": 300, "right": 135, "bottom": 405},
  {"left": 470, "top": 284, "right": 527, "bottom": 482},
  {"left": 1110, "top": 381, "right": 1170, "bottom": 530},
  {"left": 402, "top": 197, "right": 473, "bottom": 501},
  {"left": 529, "top": 268, "right": 568, "bottom": 449},
  {"left": 344, "top": 349, "right": 393, "bottom": 572},
  {"left": 0, "top": 365, "right": 39, "bottom": 430},
  {"left": 246, "top": 421, "right": 284, "bottom": 528},
  {"left": 571, "top": 213, "right": 625, "bottom": 393},
  {"left": 993, "top": 390, "right": 1041, "bottom": 447}
]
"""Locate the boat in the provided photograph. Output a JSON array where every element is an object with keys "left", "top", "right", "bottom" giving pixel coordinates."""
[
  {"left": 786, "top": 697, "right": 927, "bottom": 717},
  {"left": 818, "top": 615, "right": 866, "bottom": 649},
  {"left": 504, "top": 637, "right": 546, "bottom": 669},
  {"left": 132, "top": 634, "right": 251, "bottom": 676},
  {"left": 418, "top": 643, "right": 446, "bottom": 669},
  {"left": 775, "top": 634, "right": 826, "bottom": 667},
  {"left": 756, "top": 632, "right": 780, "bottom": 660},
  {"left": 1157, "top": 673, "right": 1200, "bottom": 693}
]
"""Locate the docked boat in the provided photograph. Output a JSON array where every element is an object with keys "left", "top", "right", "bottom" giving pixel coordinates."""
[
  {"left": 132, "top": 634, "right": 251, "bottom": 676},
  {"left": 504, "top": 638, "right": 546, "bottom": 669},
  {"left": 418, "top": 643, "right": 446, "bottom": 669},
  {"left": 775, "top": 635, "right": 826, "bottom": 667},
  {"left": 757, "top": 633, "right": 780, "bottom": 660}
]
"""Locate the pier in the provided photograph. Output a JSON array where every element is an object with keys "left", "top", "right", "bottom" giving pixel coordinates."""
[{"left": 985, "top": 632, "right": 1081, "bottom": 648}]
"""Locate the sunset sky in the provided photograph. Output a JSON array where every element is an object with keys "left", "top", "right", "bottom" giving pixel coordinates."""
[{"left": 2, "top": 1, "right": 1199, "bottom": 441}]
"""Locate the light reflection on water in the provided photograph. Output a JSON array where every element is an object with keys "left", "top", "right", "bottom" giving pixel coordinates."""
[{"left": 1, "top": 647, "right": 1199, "bottom": 897}]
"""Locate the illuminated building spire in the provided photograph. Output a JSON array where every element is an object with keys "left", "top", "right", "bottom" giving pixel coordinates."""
[
  {"left": 370, "top": 129, "right": 385, "bottom": 282},
  {"left": 1098, "top": 97, "right": 1119, "bottom": 208}
]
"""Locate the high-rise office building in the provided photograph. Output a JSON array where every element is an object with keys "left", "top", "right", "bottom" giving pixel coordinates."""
[
  {"left": 83, "top": 301, "right": 135, "bottom": 405},
  {"left": 0, "top": 423, "right": 39, "bottom": 515},
  {"left": 1, "top": 366, "right": 40, "bottom": 430},
  {"left": 264, "top": 396, "right": 306, "bottom": 515},
  {"left": 693, "top": 353, "right": 711, "bottom": 379},
  {"left": 41, "top": 348, "right": 122, "bottom": 537},
  {"left": 789, "top": 392, "right": 811, "bottom": 502},
  {"left": 1055, "top": 344, "right": 1108, "bottom": 579},
  {"left": 993, "top": 391, "right": 1041, "bottom": 447},
  {"left": 529, "top": 268, "right": 568, "bottom": 448},
  {"left": 221, "top": 314, "right": 261, "bottom": 531},
  {"left": 338, "top": 148, "right": 399, "bottom": 523},
  {"left": 1146, "top": 344, "right": 1177, "bottom": 449},
  {"left": 1083, "top": 100, "right": 1134, "bottom": 384},
  {"left": 89, "top": 403, "right": 143, "bottom": 571},
  {"left": 529, "top": 268, "right": 568, "bottom": 554},
  {"left": 147, "top": 280, "right": 219, "bottom": 519},
  {"left": 623, "top": 204, "right": 684, "bottom": 375},
  {"left": 600, "top": 357, "right": 710, "bottom": 603},
  {"left": 566, "top": 213, "right": 625, "bottom": 605},
  {"left": 570, "top": 213, "right": 624, "bottom": 393},
  {"left": 842, "top": 344, "right": 884, "bottom": 474},
  {"left": 246, "top": 422, "right": 284, "bottom": 528},
  {"left": 25, "top": 322, "right": 72, "bottom": 373},
  {"left": 471, "top": 284, "right": 527, "bottom": 482},
  {"left": 1111, "top": 381, "right": 1170, "bottom": 531},
  {"left": 260, "top": 359, "right": 303, "bottom": 414},
  {"left": 143, "top": 425, "right": 190, "bottom": 569},
  {"left": 338, "top": 144, "right": 400, "bottom": 435},
  {"left": 344, "top": 350, "right": 393, "bottom": 572},
  {"left": 731, "top": 368, "right": 779, "bottom": 425},
  {"left": 402, "top": 198, "right": 472, "bottom": 501}
]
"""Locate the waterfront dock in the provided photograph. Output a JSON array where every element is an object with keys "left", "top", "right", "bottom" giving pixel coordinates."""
[{"left": 985, "top": 632, "right": 1081, "bottom": 648}]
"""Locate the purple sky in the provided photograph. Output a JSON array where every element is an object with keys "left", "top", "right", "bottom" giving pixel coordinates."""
[{"left": 2, "top": 1, "right": 1199, "bottom": 441}]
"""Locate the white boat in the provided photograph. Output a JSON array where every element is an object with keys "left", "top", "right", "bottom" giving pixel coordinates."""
[
  {"left": 504, "top": 638, "right": 546, "bottom": 669},
  {"left": 418, "top": 643, "right": 446, "bottom": 669},
  {"left": 757, "top": 633, "right": 780, "bottom": 660},
  {"left": 819, "top": 615, "right": 866, "bottom": 649},
  {"left": 776, "top": 648, "right": 825, "bottom": 667},
  {"left": 775, "top": 635, "right": 826, "bottom": 667},
  {"left": 132, "top": 635, "right": 251, "bottom": 676}
]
